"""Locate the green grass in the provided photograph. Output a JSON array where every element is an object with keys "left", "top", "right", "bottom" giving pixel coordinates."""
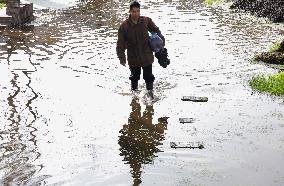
[
  {"left": 250, "top": 72, "right": 284, "bottom": 96},
  {"left": 0, "top": 2, "right": 5, "bottom": 8},
  {"left": 269, "top": 41, "right": 281, "bottom": 52},
  {"left": 205, "top": 0, "right": 222, "bottom": 6}
]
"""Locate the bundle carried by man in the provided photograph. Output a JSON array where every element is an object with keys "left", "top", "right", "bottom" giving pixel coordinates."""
[{"left": 149, "top": 32, "right": 170, "bottom": 68}]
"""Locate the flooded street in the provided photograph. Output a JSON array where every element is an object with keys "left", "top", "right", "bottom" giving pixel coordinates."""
[{"left": 1, "top": 0, "right": 284, "bottom": 185}]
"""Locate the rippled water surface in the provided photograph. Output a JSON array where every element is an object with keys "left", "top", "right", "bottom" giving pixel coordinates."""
[{"left": 1, "top": 0, "right": 284, "bottom": 185}]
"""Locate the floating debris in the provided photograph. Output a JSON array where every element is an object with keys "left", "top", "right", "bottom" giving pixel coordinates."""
[
  {"left": 179, "top": 118, "right": 195, "bottom": 123},
  {"left": 181, "top": 96, "right": 208, "bottom": 102},
  {"left": 170, "top": 142, "right": 204, "bottom": 149}
]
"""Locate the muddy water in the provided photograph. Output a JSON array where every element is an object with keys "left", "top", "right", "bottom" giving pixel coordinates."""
[{"left": 1, "top": 0, "right": 284, "bottom": 185}]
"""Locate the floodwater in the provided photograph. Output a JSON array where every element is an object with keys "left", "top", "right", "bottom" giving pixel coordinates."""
[{"left": 1, "top": 0, "right": 284, "bottom": 185}]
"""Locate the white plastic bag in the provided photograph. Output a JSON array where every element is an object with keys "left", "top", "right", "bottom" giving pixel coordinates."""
[{"left": 149, "top": 32, "right": 164, "bottom": 53}]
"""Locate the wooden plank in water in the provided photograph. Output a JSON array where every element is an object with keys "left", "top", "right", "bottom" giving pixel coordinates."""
[
  {"left": 179, "top": 118, "right": 195, "bottom": 123},
  {"left": 170, "top": 142, "right": 204, "bottom": 149},
  {"left": 181, "top": 96, "right": 208, "bottom": 102}
]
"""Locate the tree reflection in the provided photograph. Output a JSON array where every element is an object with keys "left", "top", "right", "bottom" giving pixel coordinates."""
[
  {"left": 118, "top": 99, "right": 168, "bottom": 185},
  {"left": 0, "top": 72, "right": 42, "bottom": 185}
]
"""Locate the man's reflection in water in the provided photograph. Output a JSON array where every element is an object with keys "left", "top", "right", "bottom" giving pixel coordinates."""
[{"left": 118, "top": 99, "right": 168, "bottom": 185}]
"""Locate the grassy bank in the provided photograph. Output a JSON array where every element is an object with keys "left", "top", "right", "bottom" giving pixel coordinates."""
[
  {"left": 254, "top": 41, "right": 284, "bottom": 65},
  {"left": 0, "top": 0, "right": 5, "bottom": 8},
  {"left": 269, "top": 41, "right": 281, "bottom": 52},
  {"left": 0, "top": 3, "right": 5, "bottom": 8},
  {"left": 205, "top": 0, "right": 222, "bottom": 6},
  {"left": 250, "top": 72, "right": 284, "bottom": 96}
]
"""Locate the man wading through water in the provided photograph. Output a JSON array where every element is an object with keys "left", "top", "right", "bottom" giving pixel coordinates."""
[{"left": 116, "top": 1, "right": 165, "bottom": 99}]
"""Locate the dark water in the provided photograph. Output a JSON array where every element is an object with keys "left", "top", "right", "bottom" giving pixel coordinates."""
[{"left": 1, "top": 0, "right": 284, "bottom": 185}]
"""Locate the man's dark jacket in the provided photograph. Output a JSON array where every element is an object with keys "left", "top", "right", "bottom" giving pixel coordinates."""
[{"left": 116, "top": 16, "right": 164, "bottom": 67}]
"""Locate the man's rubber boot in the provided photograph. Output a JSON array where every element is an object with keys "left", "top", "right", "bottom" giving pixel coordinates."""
[
  {"left": 131, "top": 81, "right": 138, "bottom": 91},
  {"left": 131, "top": 81, "right": 139, "bottom": 100},
  {"left": 146, "top": 82, "right": 153, "bottom": 90},
  {"left": 146, "top": 82, "right": 154, "bottom": 99}
]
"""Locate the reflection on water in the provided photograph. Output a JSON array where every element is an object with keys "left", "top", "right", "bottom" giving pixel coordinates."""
[
  {"left": 0, "top": 21, "right": 42, "bottom": 184},
  {"left": 0, "top": 71, "right": 42, "bottom": 185},
  {"left": 118, "top": 99, "right": 168, "bottom": 185}
]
